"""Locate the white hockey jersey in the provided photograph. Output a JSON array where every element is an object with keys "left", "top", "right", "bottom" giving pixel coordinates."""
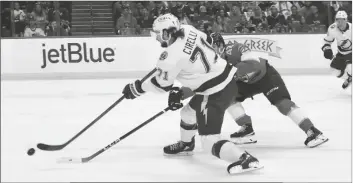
[
  {"left": 142, "top": 25, "right": 237, "bottom": 95},
  {"left": 323, "top": 22, "right": 352, "bottom": 55}
]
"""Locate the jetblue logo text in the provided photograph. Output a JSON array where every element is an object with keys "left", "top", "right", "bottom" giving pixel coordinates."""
[{"left": 41, "top": 43, "right": 115, "bottom": 69}]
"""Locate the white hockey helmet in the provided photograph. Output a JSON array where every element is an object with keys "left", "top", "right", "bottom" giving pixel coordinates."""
[
  {"left": 150, "top": 13, "right": 181, "bottom": 43},
  {"left": 336, "top": 11, "right": 348, "bottom": 20}
]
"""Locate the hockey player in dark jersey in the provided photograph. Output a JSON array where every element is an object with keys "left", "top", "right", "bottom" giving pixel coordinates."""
[
  {"left": 181, "top": 33, "right": 329, "bottom": 148},
  {"left": 210, "top": 33, "right": 329, "bottom": 148}
]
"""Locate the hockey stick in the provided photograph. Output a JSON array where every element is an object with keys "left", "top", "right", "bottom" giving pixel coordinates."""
[
  {"left": 37, "top": 68, "right": 157, "bottom": 151},
  {"left": 57, "top": 106, "right": 171, "bottom": 163}
]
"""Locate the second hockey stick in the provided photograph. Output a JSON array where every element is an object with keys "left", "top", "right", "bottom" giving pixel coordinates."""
[
  {"left": 37, "top": 68, "right": 157, "bottom": 151},
  {"left": 57, "top": 106, "right": 171, "bottom": 163}
]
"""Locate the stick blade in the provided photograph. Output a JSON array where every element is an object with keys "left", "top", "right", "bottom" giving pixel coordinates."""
[
  {"left": 57, "top": 157, "right": 83, "bottom": 164},
  {"left": 37, "top": 143, "right": 64, "bottom": 151}
]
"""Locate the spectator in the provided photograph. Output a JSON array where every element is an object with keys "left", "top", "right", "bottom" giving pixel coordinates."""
[
  {"left": 137, "top": 7, "right": 154, "bottom": 28},
  {"left": 13, "top": 2, "right": 26, "bottom": 37},
  {"left": 220, "top": 1, "right": 231, "bottom": 14},
  {"left": 176, "top": 8, "right": 192, "bottom": 25},
  {"left": 151, "top": 1, "right": 167, "bottom": 19},
  {"left": 1, "top": 7, "right": 11, "bottom": 37},
  {"left": 184, "top": 2, "right": 196, "bottom": 21},
  {"left": 238, "top": 14, "right": 252, "bottom": 33},
  {"left": 170, "top": 1, "right": 178, "bottom": 16},
  {"left": 249, "top": 6, "right": 268, "bottom": 32},
  {"left": 258, "top": 1, "right": 275, "bottom": 12},
  {"left": 219, "top": 9, "right": 229, "bottom": 19},
  {"left": 212, "top": 15, "right": 228, "bottom": 33},
  {"left": 47, "top": 1, "right": 70, "bottom": 36},
  {"left": 228, "top": 6, "right": 242, "bottom": 32},
  {"left": 287, "top": 5, "right": 305, "bottom": 32},
  {"left": 205, "top": 2, "right": 214, "bottom": 16},
  {"left": 132, "top": 2, "right": 144, "bottom": 20},
  {"left": 299, "top": 1, "right": 312, "bottom": 19},
  {"left": 24, "top": 17, "right": 45, "bottom": 37},
  {"left": 30, "top": 3, "right": 48, "bottom": 32},
  {"left": 116, "top": 5, "right": 137, "bottom": 35},
  {"left": 112, "top": 2, "right": 123, "bottom": 26},
  {"left": 273, "top": 1, "right": 293, "bottom": 19},
  {"left": 244, "top": 7, "right": 254, "bottom": 21},
  {"left": 212, "top": 1, "right": 221, "bottom": 15},
  {"left": 193, "top": 5, "right": 213, "bottom": 32},
  {"left": 266, "top": 5, "right": 287, "bottom": 30},
  {"left": 305, "top": 5, "right": 327, "bottom": 27},
  {"left": 287, "top": 5, "right": 305, "bottom": 24}
]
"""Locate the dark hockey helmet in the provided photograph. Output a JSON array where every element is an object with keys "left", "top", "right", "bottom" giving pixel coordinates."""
[
  {"left": 210, "top": 32, "right": 226, "bottom": 55},
  {"left": 210, "top": 33, "right": 225, "bottom": 47}
]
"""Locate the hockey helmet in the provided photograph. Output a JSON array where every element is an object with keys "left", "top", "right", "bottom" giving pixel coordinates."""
[
  {"left": 150, "top": 13, "right": 181, "bottom": 43},
  {"left": 336, "top": 11, "right": 348, "bottom": 20}
]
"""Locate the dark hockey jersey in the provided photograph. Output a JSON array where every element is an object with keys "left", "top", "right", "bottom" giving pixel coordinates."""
[{"left": 225, "top": 42, "right": 267, "bottom": 84}]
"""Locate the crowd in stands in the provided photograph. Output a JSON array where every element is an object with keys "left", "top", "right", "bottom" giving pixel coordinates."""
[
  {"left": 1, "top": 1, "right": 72, "bottom": 37},
  {"left": 112, "top": 1, "right": 352, "bottom": 35},
  {"left": 1, "top": 1, "right": 352, "bottom": 37}
]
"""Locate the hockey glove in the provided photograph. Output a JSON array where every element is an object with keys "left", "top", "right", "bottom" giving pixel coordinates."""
[
  {"left": 168, "top": 87, "right": 184, "bottom": 111},
  {"left": 122, "top": 80, "right": 145, "bottom": 99},
  {"left": 323, "top": 49, "right": 334, "bottom": 60}
]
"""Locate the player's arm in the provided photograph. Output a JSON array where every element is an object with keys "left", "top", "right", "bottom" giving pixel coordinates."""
[
  {"left": 141, "top": 51, "right": 181, "bottom": 94},
  {"left": 122, "top": 51, "right": 181, "bottom": 99},
  {"left": 321, "top": 25, "right": 335, "bottom": 60}
]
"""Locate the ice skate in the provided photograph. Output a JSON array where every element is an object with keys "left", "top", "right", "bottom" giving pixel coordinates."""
[
  {"left": 227, "top": 151, "right": 263, "bottom": 174},
  {"left": 163, "top": 136, "right": 195, "bottom": 156},
  {"left": 342, "top": 73, "right": 351, "bottom": 89},
  {"left": 305, "top": 127, "right": 329, "bottom": 148},
  {"left": 230, "top": 124, "right": 257, "bottom": 144}
]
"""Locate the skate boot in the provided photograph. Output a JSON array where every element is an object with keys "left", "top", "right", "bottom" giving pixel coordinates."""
[
  {"left": 304, "top": 126, "right": 329, "bottom": 148},
  {"left": 163, "top": 136, "right": 195, "bottom": 156},
  {"left": 227, "top": 151, "right": 263, "bottom": 174},
  {"left": 230, "top": 124, "right": 257, "bottom": 144},
  {"left": 342, "top": 73, "right": 352, "bottom": 89}
]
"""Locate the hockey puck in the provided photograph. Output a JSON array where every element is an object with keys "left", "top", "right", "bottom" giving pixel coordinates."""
[{"left": 27, "top": 148, "right": 35, "bottom": 156}]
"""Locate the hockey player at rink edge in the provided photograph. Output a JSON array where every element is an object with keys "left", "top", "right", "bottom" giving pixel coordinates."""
[
  {"left": 182, "top": 32, "right": 329, "bottom": 148},
  {"left": 122, "top": 13, "right": 263, "bottom": 174},
  {"left": 322, "top": 10, "right": 352, "bottom": 89}
]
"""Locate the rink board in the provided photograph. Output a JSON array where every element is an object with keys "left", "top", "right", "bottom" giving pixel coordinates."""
[{"left": 1, "top": 34, "right": 334, "bottom": 80}]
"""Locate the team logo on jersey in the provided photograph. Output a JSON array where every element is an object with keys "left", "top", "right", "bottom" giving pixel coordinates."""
[
  {"left": 225, "top": 37, "right": 282, "bottom": 58},
  {"left": 159, "top": 51, "right": 168, "bottom": 60},
  {"left": 339, "top": 39, "right": 352, "bottom": 51}
]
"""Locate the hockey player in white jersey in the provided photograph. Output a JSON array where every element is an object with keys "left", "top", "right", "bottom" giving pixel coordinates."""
[
  {"left": 122, "top": 14, "right": 263, "bottom": 174},
  {"left": 322, "top": 11, "right": 352, "bottom": 89}
]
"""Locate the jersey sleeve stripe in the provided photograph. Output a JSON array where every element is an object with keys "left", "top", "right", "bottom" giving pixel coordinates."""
[
  {"left": 194, "top": 64, "right": 233, "bottom": 93},
  {"left": 151, "top": 77, "right": 173, "bottom": 92},
  {"left": 321, "top": 44, "right": 331, "bottom": 51},
  {"left": 324, "top": 38, "right": 335, "bottom": 43}
]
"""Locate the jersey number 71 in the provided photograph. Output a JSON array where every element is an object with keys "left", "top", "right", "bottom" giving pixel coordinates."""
[{"left": 189, "top": 38, "right": 216, "bottom": 73}]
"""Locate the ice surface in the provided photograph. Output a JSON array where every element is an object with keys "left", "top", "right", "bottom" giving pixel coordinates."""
[{"left": 1, "top": 76, "right": 352, "bottom": 182}]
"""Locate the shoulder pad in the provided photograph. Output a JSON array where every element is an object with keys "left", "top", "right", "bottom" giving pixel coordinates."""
[{"left": 330, "top": 24, "right": 336, "bottom": 29}]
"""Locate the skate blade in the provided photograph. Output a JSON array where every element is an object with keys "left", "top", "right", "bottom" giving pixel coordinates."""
[
  {"left": 308, "top": 136, "right": 329, "bottom": 148},
  {"left": 231, "top": 135, "right": 257, "bottom": 145},
  {"left": 163, "top": 151, "right": 194, "bottom": 156},
  {"left": 228, "top": 163, "right": 264, "bottom": 175}
]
